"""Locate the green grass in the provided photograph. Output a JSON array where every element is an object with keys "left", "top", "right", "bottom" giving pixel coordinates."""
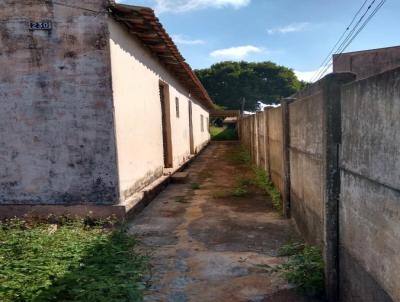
[
  {"left": 210, "top": 126, "right": 238, "bottom": 141},
  {"left": 0, "top": 218, "right": 148, "bottom": 302},
  {"left": 174, "top": 196, "right": 189, "bottom": 203},
  {"left": 274, "top": 242, "right": 325, "bottom": 297},
  {"left": 252, "top": 166, "right": 282, "bottom": 211},
  {"left": 190, "top": 183, "right": 201, "bottom": 190},
  {"left": 226, "top": 147, "right": 251, "bottom": 165}
]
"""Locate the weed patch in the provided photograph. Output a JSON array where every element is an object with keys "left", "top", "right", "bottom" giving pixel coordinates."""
[
  {"left": 252, "top": 166, "right": 282, "bottom": 211},
  {"left": 274, "top": 242, "right": 325, "bottom": 297},
  {"left": 174, "top": 196, "right": 189, "bottom": 203},
  {"left": 191, "top": 183, "right": 200, "bottom": 190},
  {"left": 0, "top": 218, "right": 147, "bottom": 302},
  {"left": 231, "top": 187, "right": 248, "bottom": 197},
  {"left": 226, "top": 147, "right": 251, "bottom": 165}
]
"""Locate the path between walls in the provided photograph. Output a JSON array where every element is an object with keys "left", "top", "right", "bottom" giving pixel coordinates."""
[{"left": 129, "top": 141, "right": 322, "bottom": 302}]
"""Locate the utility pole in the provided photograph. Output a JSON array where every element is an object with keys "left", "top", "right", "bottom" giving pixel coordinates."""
[{"left": 241, "top": 97, "right": 246, "bottom": 116}]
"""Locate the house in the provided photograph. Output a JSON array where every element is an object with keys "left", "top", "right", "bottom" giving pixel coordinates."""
[{"left": 0, "top": 1, "right": 214, "bottom": 218}]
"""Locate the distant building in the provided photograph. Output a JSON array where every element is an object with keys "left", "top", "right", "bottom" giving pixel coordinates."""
[
  {"left": 0, "top": 1, "right": 214, "bottom": 218},
  {"left": 333, "top": 45, "right": 400, "bottom": 80},
  {"left": 223, "top": 117, "right": 238, "bottom": 129}
]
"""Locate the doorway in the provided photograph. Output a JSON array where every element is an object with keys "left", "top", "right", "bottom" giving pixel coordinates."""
[{"left": 159, "top": 82, "right": 173, "bottom": 168}]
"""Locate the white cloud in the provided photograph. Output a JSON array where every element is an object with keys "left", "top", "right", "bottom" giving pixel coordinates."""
[
  {"left": 267, "top": 22, "right": 310, "bottom": 35},
  {"left": 295, "top": 65, "right": 333, "bottom": 83},
  {"left": 210, "top": 45, "right": 263, "bottom": 60},
  {"left": 154, "top": 0, "right": 251, "bottom": 13},
  {"left": 172, "top": 35, "right": 205, "bottom": 45}
]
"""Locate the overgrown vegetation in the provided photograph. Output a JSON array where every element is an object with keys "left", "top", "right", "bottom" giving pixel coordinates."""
[
  {"left": 252, "top": 166, "right": 282, "bottom": 211},
  {"left": 222, "top": 148, "right": 282, "bottom": 211},
  {"left": 274, "top": 242, "right": 325, "bottom": 297},
  {"left": 210, "top": 126, "right": 238, "bottom": 141},
  {"left": 0, "top": 218, "right": 148, "bottom": 302}
]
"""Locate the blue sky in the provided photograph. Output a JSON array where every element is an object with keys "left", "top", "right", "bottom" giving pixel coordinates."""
[{"left": 116, "top": 0, "right": 399, "bottom": 81}]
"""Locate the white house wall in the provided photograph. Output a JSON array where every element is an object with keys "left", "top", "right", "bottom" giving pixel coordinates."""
[{"left": 108, "top": 18, "right": 210, "bottom": 202}]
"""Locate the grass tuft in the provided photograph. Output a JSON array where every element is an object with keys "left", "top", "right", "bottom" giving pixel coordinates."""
[
  {"left": 252, "top": 166, "right": 282, "bottom": 211},
  {"left": 191, "top": 183, "right": 201, "bottom": 190},
  {"left": 274, "top": 242, "right": 325, "bottom": 297},
  {"left": 174, "top": 196, "right": 189, "bottom": 203}
]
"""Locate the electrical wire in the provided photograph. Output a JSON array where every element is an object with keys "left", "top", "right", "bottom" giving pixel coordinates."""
[
  {"left": 50, "top": 1, "right": 107, "bottom": 15},
  {"left": 311, "top": 0, "right": 386, "bottom": 82},
  {"left": 314, "top": 0, "right": 386, "bottom": 82},
  {"left": 312, "top": 0, "right": 377, "bottom": 82},
  {"left": 310, "top": 0, "right": 369, "bottom": 82}
]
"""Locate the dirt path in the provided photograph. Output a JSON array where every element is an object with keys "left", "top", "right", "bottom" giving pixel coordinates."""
[{"left": 129, "top": 142, "right": 318, "bottom": 302}]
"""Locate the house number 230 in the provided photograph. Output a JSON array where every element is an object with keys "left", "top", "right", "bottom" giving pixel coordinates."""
[{"left": 30, "top": 21, "right": 52, "bottom": 30}]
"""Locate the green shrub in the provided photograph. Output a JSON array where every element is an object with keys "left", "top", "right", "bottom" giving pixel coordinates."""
[
  {"left": 275, "top": 243, "right": 325, "bottom": 297},
  {"left": 0, "top": 218, "right": 147, "bottom": 302}
]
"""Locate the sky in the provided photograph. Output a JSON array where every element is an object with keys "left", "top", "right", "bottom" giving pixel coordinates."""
[{"left": 116, "top": 0, "right": 399, "bottom": 82}]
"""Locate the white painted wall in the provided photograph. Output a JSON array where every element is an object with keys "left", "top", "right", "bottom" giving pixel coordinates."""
[{"left": 108, "top": 19, "right": 210, "bottom": 201}]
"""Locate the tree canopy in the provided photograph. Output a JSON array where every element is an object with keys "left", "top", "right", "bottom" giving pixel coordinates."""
[{"left": 195, "top": 61, "right": 304, "bottom": 111}]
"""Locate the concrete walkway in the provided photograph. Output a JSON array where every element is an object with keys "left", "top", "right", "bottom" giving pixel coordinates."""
[{"left": 129, "top": 142, "right": 318, "bottom": 302}]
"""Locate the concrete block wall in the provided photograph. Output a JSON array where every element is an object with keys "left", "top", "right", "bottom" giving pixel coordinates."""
[
  {"left": 268, "top": 107, "right": 284, "bottom": 203},
  {"left": 339, "top": 67, "right": 400, "bottom": 302},
  {"left": 288, "top": 91, "right": 324, "bottom": 246},
  {"left": 239, "top": 69, "right": 397, "bottom": 301}
]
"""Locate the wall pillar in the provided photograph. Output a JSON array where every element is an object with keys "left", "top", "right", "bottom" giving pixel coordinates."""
[
  {"left": 322, "top": 73, "right": 356, "bottom": 301},
  {"left": 281, "top": 98, "right": 294, "bottom": 218}
]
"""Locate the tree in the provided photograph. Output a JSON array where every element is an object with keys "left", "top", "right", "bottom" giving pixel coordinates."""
[{"left": 195, "top": 61, "right": 304, "bottom": 111}]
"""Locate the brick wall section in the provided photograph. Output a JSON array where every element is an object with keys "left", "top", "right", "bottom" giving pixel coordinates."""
[{"left": 0, "top": 0, "right": 119, "bottom": 204}]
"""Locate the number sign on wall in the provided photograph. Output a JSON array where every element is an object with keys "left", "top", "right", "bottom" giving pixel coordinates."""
[{"left": 30, "top": 21, "right": 52, "bottom": 30}]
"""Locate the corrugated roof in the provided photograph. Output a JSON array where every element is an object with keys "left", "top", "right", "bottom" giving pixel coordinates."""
[{"left": 108, "top": 3, "right": 214, "bottom": 110}]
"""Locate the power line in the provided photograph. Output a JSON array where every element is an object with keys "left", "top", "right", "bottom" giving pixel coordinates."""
[
  {"left": 311, "top": 0, "right": 376, "bottom": 82},
  {"left": 337, "top": 0, "right": 386, "bottom": 55},
  {"left": 311, "top": 0, "right": 386, "bottom": 82},
  {"left": 310, "top": 0, "right": 369, "bottom": 82},
  {"left": 50, "top": 1, "right": 107, "bottom": 15},
  {"left": 314, "top": 0, "right": 386, "bottom": 82}
]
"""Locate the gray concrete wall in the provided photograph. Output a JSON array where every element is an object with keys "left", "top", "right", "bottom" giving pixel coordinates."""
[
  {"left": 256, "top": 112, "right": 267, "bottom": 172},
  {"left": 339, "top": 67, "right": 400, "bottom": 302},
  {"left": 0, "top": 0, "right": 119, "bottom": 204},
  {"left": 288, "top": 92, "right": 324, "bottom": 245},
  {"left": 333, "top": 46, "right": 400, "bottom": 80},
  {"left": 268, "top": 107, "right": 284, "bottom": 195}
]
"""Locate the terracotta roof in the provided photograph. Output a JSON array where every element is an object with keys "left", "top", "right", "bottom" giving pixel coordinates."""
[{"left": 108, "top": 3, "right": 215, "bottom": 110}]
